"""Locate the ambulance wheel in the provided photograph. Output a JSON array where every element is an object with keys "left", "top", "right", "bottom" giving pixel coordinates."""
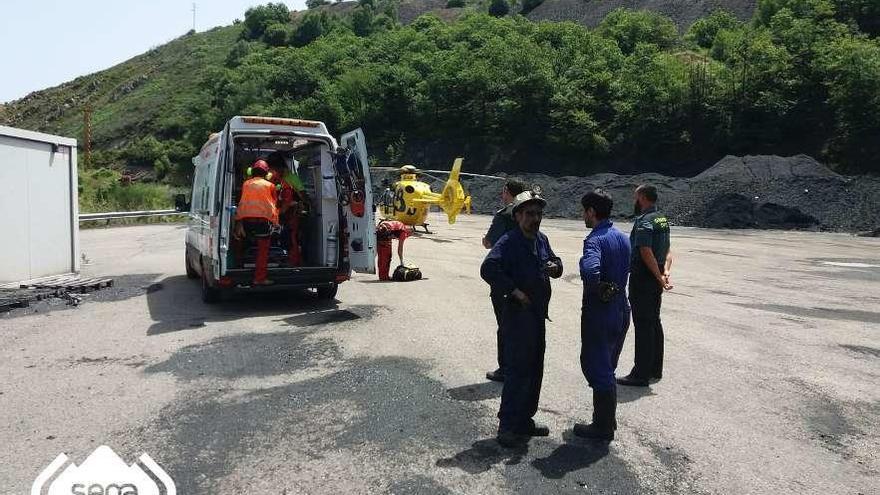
[
  {"left": 201, "top": 262, "right": 221, "bottom": 304},
  {"left": 185, "top": 252, "right": 199, "bottom": 279},
  {"left": 316, "top": 283, "right": 338, "bottom": 300}
]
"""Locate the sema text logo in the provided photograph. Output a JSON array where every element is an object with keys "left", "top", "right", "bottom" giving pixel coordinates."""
[{"left": 32, "top": 445, "right": 176, "bottom": 495}]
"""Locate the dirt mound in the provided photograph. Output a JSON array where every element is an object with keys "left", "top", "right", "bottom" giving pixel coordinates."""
[
  {"left": 692, "top": 193, "right": 820, "bottom": 229},
  {"left": 667, "top": 155, "right": 877, "bottom": 231},
  {"left": 693, "top": 154, "right": 839, "bottom": 182}
]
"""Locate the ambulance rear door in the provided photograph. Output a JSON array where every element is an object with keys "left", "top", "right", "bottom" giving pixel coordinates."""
[{"left": 338, "top": 129, "right": 376, "bottom": 274}]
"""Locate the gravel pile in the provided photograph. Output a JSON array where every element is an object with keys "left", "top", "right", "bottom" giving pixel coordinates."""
[
  {"left": 665, "top": 155, "right": 880, "bottom": 231},
  {"left": 370, "top": 155, "right": 880, "bottom": 232},
  {"left": 527, "top": 0, "right": 757, "bottom": 30}
]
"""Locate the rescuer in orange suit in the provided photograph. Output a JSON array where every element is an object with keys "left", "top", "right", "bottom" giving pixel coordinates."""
[
  {"left": 376, "top": 219, "right": 410, "bottom": 281},
  {"left": 233, "top": 159, "right": 279, "bottom": 285},
  {"left": 266, "top": 152, "right": 306, "bottom": 267}
]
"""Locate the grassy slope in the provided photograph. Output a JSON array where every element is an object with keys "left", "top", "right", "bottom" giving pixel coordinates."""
[
  {"left": 2, "top": 25, "right": 240, "bottom": 148},
  {"left": 3, "top": 0, "right": 760, "bottom": 150}
]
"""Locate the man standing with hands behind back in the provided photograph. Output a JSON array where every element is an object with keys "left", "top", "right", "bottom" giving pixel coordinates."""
[{"left": 618, "top": 185, "right": 673, "bottom": 387}]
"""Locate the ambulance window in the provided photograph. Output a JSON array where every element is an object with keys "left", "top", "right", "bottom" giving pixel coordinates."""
[{"left": 191, "top": 164, "right": 204, "bottom": 212}]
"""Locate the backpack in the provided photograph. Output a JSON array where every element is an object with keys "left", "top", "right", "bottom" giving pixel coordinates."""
[{"left": 392, "top": 264, "right": 422, "bottom": 282}]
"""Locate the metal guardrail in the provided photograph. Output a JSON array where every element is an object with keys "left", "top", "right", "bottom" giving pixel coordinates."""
[{"left": 79, "top": 209, "right": 187, "bottom": 221}]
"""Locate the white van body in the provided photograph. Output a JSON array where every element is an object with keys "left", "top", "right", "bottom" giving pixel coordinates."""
[{"left": 184, "top": 116, "right": 376, "bottom": 302}]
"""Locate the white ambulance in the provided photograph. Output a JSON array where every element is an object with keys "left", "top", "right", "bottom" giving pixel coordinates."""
[{"left": 179, "top": 116, "right": 376, "bottom": 302}]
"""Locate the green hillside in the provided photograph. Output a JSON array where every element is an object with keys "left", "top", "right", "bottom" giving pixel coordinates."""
[
  {"left": 6, "top": 26, "right": 239, "bottom": 148},
  {"left": 3, "top": 0, "right": 879, "bottom": 212}
]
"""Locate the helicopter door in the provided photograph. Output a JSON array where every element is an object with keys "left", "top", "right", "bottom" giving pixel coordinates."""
[{"left": 339, "top": 128, "right": 376, "bottom": 274}]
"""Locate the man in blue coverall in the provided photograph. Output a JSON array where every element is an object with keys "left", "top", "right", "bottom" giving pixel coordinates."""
[
  {"left": 573, "top": 190, "right": 631, "bottom": 441},
  {"left": 481, "top": 190, "right": 563, "bottom": 448}
]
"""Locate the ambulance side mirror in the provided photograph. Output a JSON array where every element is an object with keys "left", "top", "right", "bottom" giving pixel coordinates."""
[{"left": 174, "top": 194, "right": 190, "bottom": 212}]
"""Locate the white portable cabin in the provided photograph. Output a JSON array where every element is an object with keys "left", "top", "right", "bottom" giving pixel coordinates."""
[{"left": 0, "top": 126, "right": 79, "bottom": 283}]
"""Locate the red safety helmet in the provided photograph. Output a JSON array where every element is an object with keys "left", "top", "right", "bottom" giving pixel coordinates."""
[{"left": 251, "top": 159, "right": 270, "bottom": 174}]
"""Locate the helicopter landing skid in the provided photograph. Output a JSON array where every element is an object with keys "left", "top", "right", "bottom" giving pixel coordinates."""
[{"left": 416, "top": 224, "right": 432, "bottom": 234}]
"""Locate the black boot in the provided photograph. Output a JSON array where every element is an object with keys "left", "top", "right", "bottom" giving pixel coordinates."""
[
  {"left": 616, "top": 373, "right": 649, "bottom": 387},
  {"left": 573, "top": 389, "right": 616, "bottom": 441},
  {"left": 527, "top": 418, "right": 550, "bottom": 437},
  {"left": 497, "top": 430, "right": 529, "bottom": 448},
  {"left": 486, "top": 368, "right": 505, "bottom": 382}
]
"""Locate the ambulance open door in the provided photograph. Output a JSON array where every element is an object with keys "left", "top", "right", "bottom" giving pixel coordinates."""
[{"left": 339, "top": 128, "right": 377, "bottom": 274}]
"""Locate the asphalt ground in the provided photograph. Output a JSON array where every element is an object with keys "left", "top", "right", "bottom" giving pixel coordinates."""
[{"left": 1, "top": 214, "right": 878, "bottom": 494}]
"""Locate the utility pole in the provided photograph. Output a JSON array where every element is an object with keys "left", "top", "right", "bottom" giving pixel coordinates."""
[
  {"left": 83, "top": 104, "right": 92, "bottom": 167},
  {"left": 191, "top": 3, "right": 196, "bottom": 31}
]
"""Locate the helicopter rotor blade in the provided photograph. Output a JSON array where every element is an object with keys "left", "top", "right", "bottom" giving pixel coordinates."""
[
  {"left": 418, "top": 172, "right": 447, "bottom": 184},
  {"left": 370, "top": 166, "right": 505, "bottom": 181},
  {"left": 421, "top": 169, "right": 506, "bottom": 180}
]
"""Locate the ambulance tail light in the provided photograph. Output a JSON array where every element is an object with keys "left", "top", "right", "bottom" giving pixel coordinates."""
[{"left": 337, "top": 227, "right": 351, "bottom": 282}]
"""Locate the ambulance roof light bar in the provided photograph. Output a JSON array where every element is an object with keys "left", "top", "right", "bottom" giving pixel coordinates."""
[{"left": 240, "top": 116, "right": 321, "bottom": 128}]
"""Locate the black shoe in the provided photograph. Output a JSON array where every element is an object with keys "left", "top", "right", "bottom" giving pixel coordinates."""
[
  {"left": 528, "top": 421, "right": 550, "bottom": 437},
  {"left": 486, "top": 368, "right": 505, "bottom": 382},
  {"left": 616, "top": 374, "right": 649, "bottom": 387},
  {"left": 573, "top": 422, "right": 614, "bottom": 441},
  {"left": 497, "top": 431, "right": 529, "bottom": 448}
]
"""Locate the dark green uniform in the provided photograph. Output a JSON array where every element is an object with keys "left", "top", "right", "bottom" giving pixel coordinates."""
[
  {"left": 485, "top": 204, "right": 516, "bottom": 247},
  {"left": 627, "top": 205, "right": 670, "bottom": 381},
  {"left": 630, "top": 206, "right": 670, "bottom": 276},
  {"left": 485, "top": 203, "right": 517, "bottom": 375}
]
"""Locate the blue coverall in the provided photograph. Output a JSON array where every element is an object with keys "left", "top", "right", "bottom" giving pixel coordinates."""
[
  {"left": 481, "top": 227, "right": 562, "bottom": 434},
  {"left": 580, "top": 219, "right": 631, "bottom": 392}
]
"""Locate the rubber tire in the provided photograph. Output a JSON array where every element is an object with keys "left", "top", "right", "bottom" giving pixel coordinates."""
[
  {"left": 185, "top": 251, "right": 199, "bottom": 279},
  {"left": 201, "top": 261, "right": 221, "bottom": 304},
  {"left": 316, "top": 283, "right": 338, "bottom": 300}
]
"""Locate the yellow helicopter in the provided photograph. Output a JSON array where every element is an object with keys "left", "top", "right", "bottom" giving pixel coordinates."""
[{"left": 375, "top": 158, "right": 478, "bottom": 233}]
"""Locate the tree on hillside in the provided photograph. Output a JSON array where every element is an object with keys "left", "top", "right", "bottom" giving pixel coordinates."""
[
  {"left": 686, "top": 10, "right": 742, "bottom": 48},
  {"left": 242, "top": 3, "right": 290, "bottom": 40},
  {"left": 835, "top": 0, "right": 880, "bottom": 36},
  {"left": 754, "top": 0, "right": 835, "bottom": 27},
  {"left": 226, "top": 40, "right": 256, "bottom": 67},
  {"left": 306, "top": 0, "right": 330, "bottom": 8},
  {"left": 446, "top": 0, "right": 465, "bottom": 8},
  {"left": 598, "top": 8, "right": 678, "bottom": 54},
  {"left": 489, "top": 0, "right": 510, "bottom": 17},
  {"left": 821, "top": 36, "right": 880, "bottom": 173},
  {"left": 292, "top": 11, "right": 342, "bottom": 46},
  {"left": 352, "top": 6, "right": 375, "bottom": 36},
  {"left": 263, "top": 22, "right": 293, "bottom": 46},
  {"left": 711, "top": 26, "right": 796, "bottom": 150}
]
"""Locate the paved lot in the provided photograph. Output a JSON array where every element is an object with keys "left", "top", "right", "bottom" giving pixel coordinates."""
[{"left": 2, "top": 215, "right": 878, "bottom": 494}]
